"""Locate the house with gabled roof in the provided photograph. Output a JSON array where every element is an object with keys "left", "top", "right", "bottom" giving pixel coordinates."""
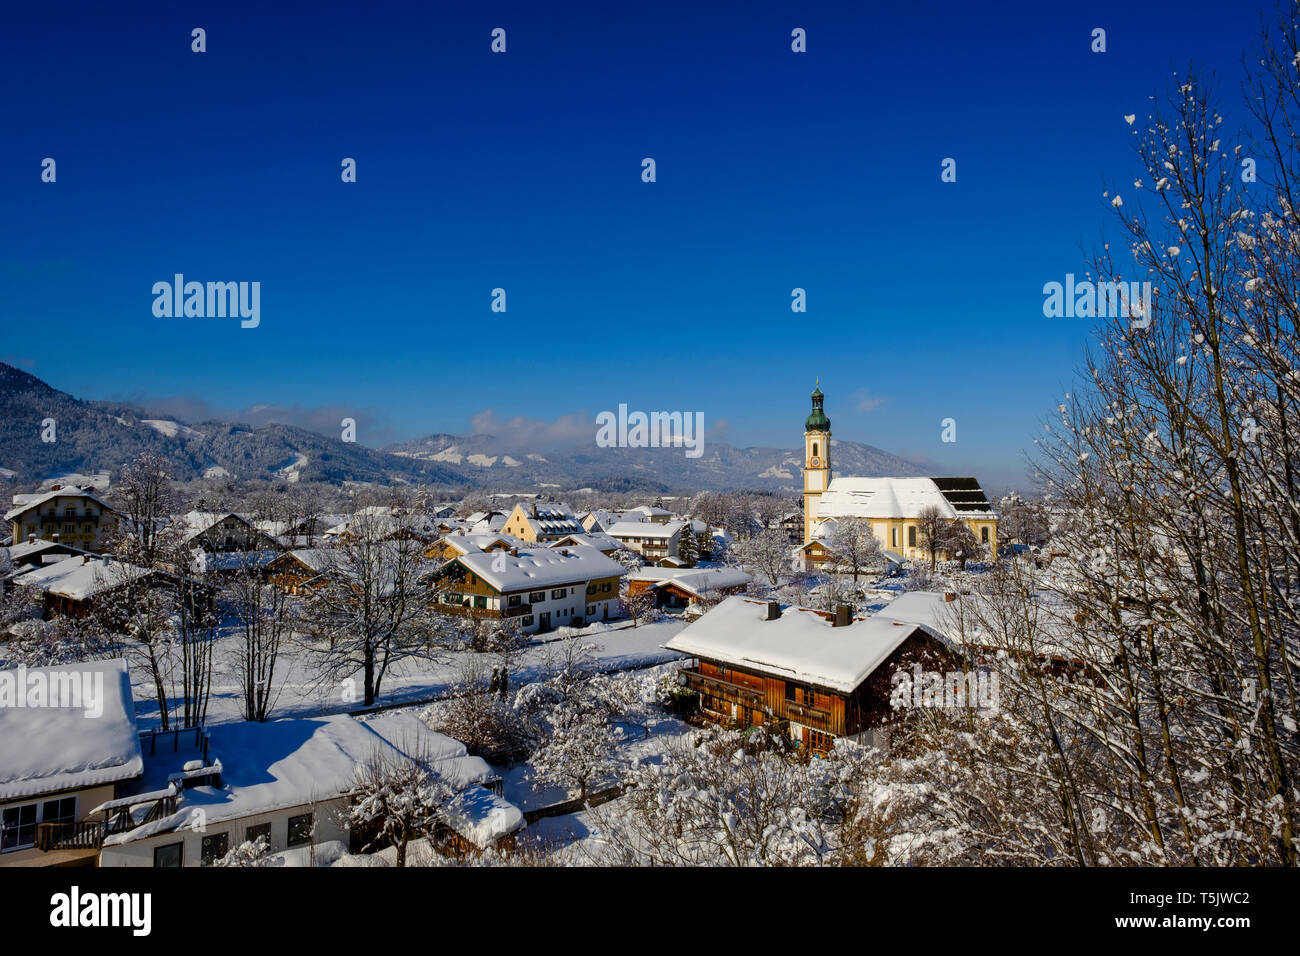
[
  {"left": 500, "top": 503, "right": 584, "bottom": 544},
  {"left": 6, "top": 488, "right": 123, "bottom": 553},
  {"left": 428, "top": 544, "right": 625, "bottom": 632},
  {"left": 665, "top": 595, "right": 962, "bottom": 754}
]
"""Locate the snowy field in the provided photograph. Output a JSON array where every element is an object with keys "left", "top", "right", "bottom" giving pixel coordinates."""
[{"left": 128, "top": 616, "right": 688, "bottom": 729}]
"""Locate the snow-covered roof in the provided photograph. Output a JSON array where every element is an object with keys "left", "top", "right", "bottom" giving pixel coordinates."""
[
  {"left": 103, "top": 715, "right": 396, "bottom": 844},
  {"left": 453, "top": 545, "right": 626, "bottom": 592},
  {"left": 441, "top": 786, "right": 525, "bottom": 848},
  {"left": 5, "top": 487, "right": 119, "bottom": 521},
  {"left": 12, "top": 554, "right": 153, "bottom": 601},
  {"left": 813, "top": 477, "right": 997, "bottom": 522},
  {"left": 176, "top": 510, "right": 255, "bottom": 540},
  {"left": 873, "top": 591, "right": 963, "bottom": 640},
  {"left": 664, "top": 595, "right": 928, "bottom": 693},
  {"left": 438, "top": 532, "right": 523, "bottom": 556},
  {"left": 605, "top": 520, "right": 684, "bottom": 539},
  {"left": 0, "top": 660, "right": 143, "bottom": 801},
  {"left": 4, "top": 538, "right": 91, "bottom": 564},
  {"left": 627, "top": 505, "right": 673, "bottom": 518},
  {"left": 269, "top": 548, "right": 332, "bottom": 573},
  {"left": 189, "top": 550, "right": 280, "bottom": 573},
  {"left": 549, "top": 532, "right": 621, "bottom": 552},
  {"left": 628, "top": 566, "right": 753, "bottom": 596}
]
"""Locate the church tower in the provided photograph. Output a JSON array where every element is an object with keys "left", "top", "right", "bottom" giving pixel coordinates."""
[{"left": 802, "top": 384, "right": 831, "bottom": 543}]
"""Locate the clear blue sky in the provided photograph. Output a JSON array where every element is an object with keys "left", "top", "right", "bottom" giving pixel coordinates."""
[{"left": 0, "top": 0, "right": 1265, "bottom": 490}]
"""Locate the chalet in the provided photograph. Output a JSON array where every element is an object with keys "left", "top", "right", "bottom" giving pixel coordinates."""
[
  {"left": 664, "top": 595, "right": 961, "bottom": 754},
  {"left": 0, "top": 660, "right": 144, "bottom": 867},
  {"left": 10, "top": 554, "right": 185, "bottom": 619},
  {"left": 500, "top": 503, "right": 584, "bottom": 544},
  {"left": 626, "top": 567, "right": 753, "bottom": 610},
  {"left": 429, "top": 544, "right": 625, "bottom": 632},
  {"left": 6, "top": 488, "right": 123, "bottom": 553},
  {"left": 266, "top": 548, "right": 331, "bottom": 594},
  {"left": 605, "top": 520, "right": 684, "bottom": 563},
  {"left": 178, "top": 511, "right": 280, "bottom": 553}
]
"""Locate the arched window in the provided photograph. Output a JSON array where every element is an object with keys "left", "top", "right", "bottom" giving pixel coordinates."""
[{"left": 812, "top": 442, "right": 819, "bottom": 457}]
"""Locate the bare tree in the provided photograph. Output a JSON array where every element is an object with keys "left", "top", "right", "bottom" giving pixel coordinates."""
[
  {"left": 226, "top": 558, "right": 294, "bottom": 721},
  {"left": 824, "top": 518, "right": 882, "bottom": 583},
  {"left": 299, "top": 509, "right": 445, "bottom": 707},
  {"left": 916, "top": 506, "right": 948, "bottom": 571}
]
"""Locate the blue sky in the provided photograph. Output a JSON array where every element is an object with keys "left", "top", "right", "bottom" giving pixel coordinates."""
[{"left": 0, "top": 0, "right": 1266, "bottom": 490}]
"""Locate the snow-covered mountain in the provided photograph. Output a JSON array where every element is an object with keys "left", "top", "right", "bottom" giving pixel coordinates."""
[{"left": 0, "top": 363, "right": 925, "bottom": 492}]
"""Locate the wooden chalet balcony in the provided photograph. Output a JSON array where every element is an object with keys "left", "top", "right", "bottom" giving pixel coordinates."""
[
  {"left": 41, "top": 513, "right": 99, "bottom": 525},
  {"left": 785, "top": 699, "right": 831, "bottom": 728},
  {"left": 36, "top": 820, "right": 105, "bottom": 852},
  {"left": 680, "top": 667, "right": 764, "bottom": 707}
]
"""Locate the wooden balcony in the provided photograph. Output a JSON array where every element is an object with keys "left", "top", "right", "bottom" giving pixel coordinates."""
[
  {"left": 681, "top": 667, "right": 764, "bottom": 707},
  {"left": 785, "top": 699, "right": 831, "bottom": 728},
  {"left": 36, "top": 820, "right": 105, "bottom": 852}
]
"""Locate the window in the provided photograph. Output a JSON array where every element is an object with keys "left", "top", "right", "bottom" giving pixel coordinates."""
[
  {"left": 587, "top": 605, "right": 596, "bottom": 615},
  {"left": 522, "top": 615, "right": 534, "bottom": 626},
  {"left": 473, "top": 596, "right": 487, "bottom": 609},
  {"left": 1, "top": 804, "right": 37, "bottom": 852},
  {"left": 981, "top": 527, "right": 989, "bottom": 543},
  {"left": 201, "top": 832, "right": 229, "bottom": 865},
  {"left": 43, "top": 797, "right": 75, "bottom": 827},
  {"left": 287, "top": 813, "right": 313, "bottom": 847},
  {"left": 246, "top": 822, "right": 272, "bottom": 846},
  {"left": 908, "top": 526, "right": 916, "bottom": 548},
  {"left": 529, "top": 591, "right": 545, "bottom": 604},
  {"left": 507, "top": 595, "right": 521, "bottom": 607},
  {"left": 1, "top": 797, "right": 75, "bottom": 852},
  {"left": 891, "top": 527, "right": 898, "bottom": 547},
  {"left": 601, "top": 583, "right": 611, "bottom": 593},
  {"left": 551, "top": 588, "right": 566, "bottom": 599},
  {"left": 586, "top": 584, "right": 597, "bottom": 595},
  {"left": 154, "top": 842, "right": 183, "bottom": 867}
]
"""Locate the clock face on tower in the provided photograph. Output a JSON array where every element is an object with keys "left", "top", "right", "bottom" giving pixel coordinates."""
[{"left": 809, "top": 456, "right": 821, "bottom": 467}]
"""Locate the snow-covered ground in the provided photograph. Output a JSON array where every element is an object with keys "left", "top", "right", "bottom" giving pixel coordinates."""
[{"left": 128, "top": 616, "right": 688, "bottom": 729}]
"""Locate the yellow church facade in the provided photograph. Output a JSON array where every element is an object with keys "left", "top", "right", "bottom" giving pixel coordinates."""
[{"left": 800, "top": 387, "right": 999, "bottom": 563}]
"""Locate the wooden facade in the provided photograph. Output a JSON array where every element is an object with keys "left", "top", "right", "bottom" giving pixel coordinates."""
[{"left": 681, "top": 626, "right": 958, "bottom": 754}]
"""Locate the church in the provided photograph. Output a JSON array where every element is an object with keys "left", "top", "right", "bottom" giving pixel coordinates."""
[{"left": 799, "top": 386, "right": 999, "bottom": 566}]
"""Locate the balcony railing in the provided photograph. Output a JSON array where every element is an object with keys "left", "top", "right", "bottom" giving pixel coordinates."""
[
  {"left": 785, "top": 699, "right": 831, "bottom": 727},
  {"left": 681, "top": 667, "right": 764, "bottom": 707},
  {"left": 41, "top": 513, "right": 99, "bottom": 525},
  {"left": 36, "top": 820, "right": 105, "bottom": 852}
]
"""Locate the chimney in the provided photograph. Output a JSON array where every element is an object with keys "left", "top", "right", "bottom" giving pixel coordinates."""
[
  {"left": 510, "top": 548, "right": 518, "bottom": 557},
  {"left": 51, "top": 533, "right": 59, "bottom": 542},
  {"left": 27, "top": 534, "right": 35, "bottom": 544},
  {"left": 765, "top": 601, "right": 780, "bottom": 621},
  {"left": 82, "top": 555, "right": 90, "bottom": 564},
  {"left": 833, "top": 604, "right": 852, "bottom": 627},
  {"left": 943, "top": 591, "right": 957, "bottom": 602}
]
